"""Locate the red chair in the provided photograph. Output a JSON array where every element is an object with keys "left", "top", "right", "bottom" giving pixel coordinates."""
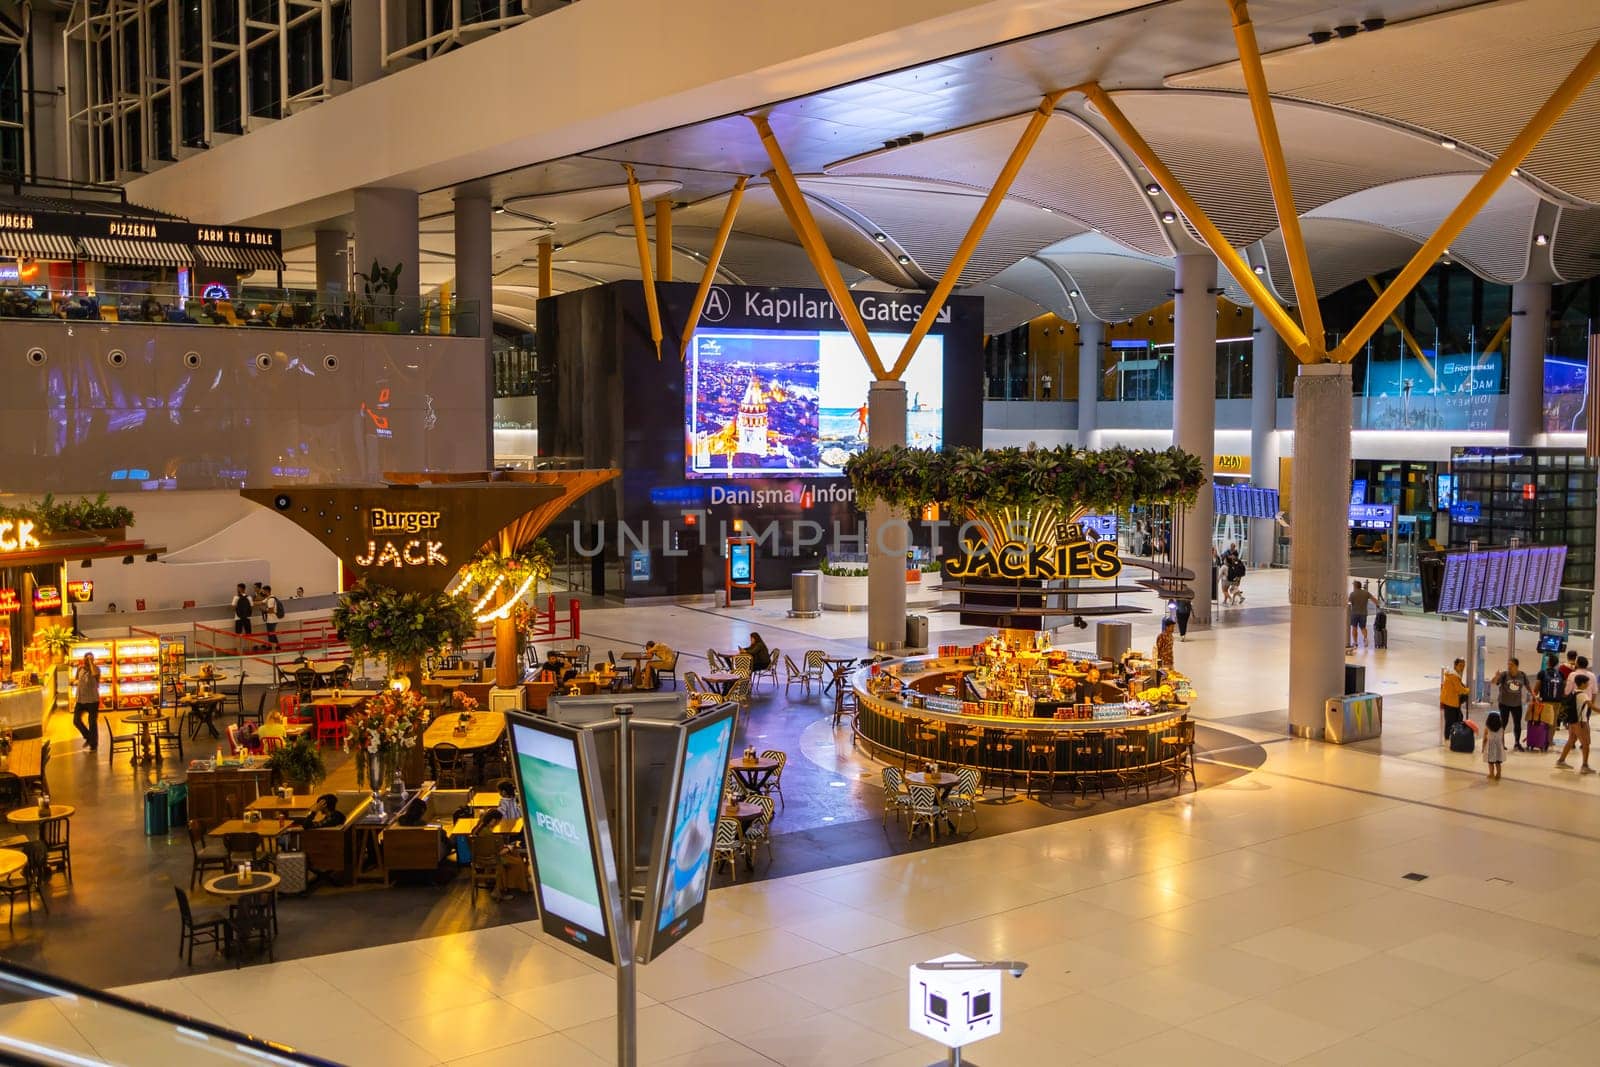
[
  {"left": 313, "top": 705, "right": 346, "bottom": 747},
  {"left": 278, "top": 693, "right": 299, "bottom": 716}
]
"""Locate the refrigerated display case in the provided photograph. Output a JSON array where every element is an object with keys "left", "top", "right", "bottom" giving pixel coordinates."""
[{"left": 70, "top": 636, "right": 167, "bottom": 709}]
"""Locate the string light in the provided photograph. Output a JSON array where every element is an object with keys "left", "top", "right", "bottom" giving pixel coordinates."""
[
  {"left": 475, "top": 574, "right": 535, "bottom": 624},
  {"left": 465, "top": 575, "right": 504, "bottom": 616}
]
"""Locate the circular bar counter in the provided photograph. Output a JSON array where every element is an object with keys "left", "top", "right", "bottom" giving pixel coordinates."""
[{"left": 851, "top": 656, "right": 1189, "bottom": 784}]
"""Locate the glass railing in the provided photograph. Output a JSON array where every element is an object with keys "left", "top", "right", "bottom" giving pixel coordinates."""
[
  {"left": 0, "top": 960, "right": 340, "bottom": 1065},
  {"left": 0, "top": 286, "right": 480, "bottom": 337}
]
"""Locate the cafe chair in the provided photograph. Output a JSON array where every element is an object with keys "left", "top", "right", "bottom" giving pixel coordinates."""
[
  {"left": 294, "top": 668, "right": 317, "bottom": 702},
  {"left": 1160, "top": 717, "right": 1197, "bottom": 793},
  {"left": 946, "top": 768, "right": 981, "bottom": 833},
  {"left": 1115, "top": 727, "right": 1154, "bottom": 800},
  {"left": 1023, "top": 731, "right": 1058, "bottom": 801},
  {"left": 832, "top": 684, "right": 857, "bottom": 735},
  {"left": 711, "top": 818, "right": 744, "bottom": 882},
  {"left": 982, "top": 729, "right": 1021, "bottom": 799},
  {"left": 188, "top": 819, "right": 229, "bottom": 889},
  {"left": 743, "top": 794, "right": 775, "bottom": 866},
  {"left": 431, "top": 742, "right": 464, "bottom": 789},
  {"left": 1, "top": 841, "right": 48, "bottom": 928},
  {"left": 1070, "top": 730, "right": 1109, "bottom": 800},
  {"left": 683, "top": 671, "right": 705, "bottom": 696},
  {"left": 572, "top": 644, "right": 592, "bottom": 671},
  {"left": 187, "top": 695, "right": 221, "bottom": 740},
  {"left": 723, "top": 770, "right": 747, "bottom": 803},
  {"left": 313, "top": 705, "right": 346, "bottom": 748},
  {"left": 754, "top": 649, "right": 781, "bottom": 693},
  {"left": 153, "top": 711, "right": 185, "bottom": 762},
  {"left": 104, "top": 714, "right": 140, "bottom": 763},
  {"left": 231, "top": 894, "right": 275, "bottom": 968},
  {"left": 945, "top": 724, "right": 980, "bottom": 769},
  {"left": 784, "top": 655, "right": 810, "bottom": 697},
  {"left": 222, "top": 832, "right": 269, "bottom": 872},
  {"left": 468, "top": 834, "right": 503, "bottom": 907},
  {"left": 726, "top": 677, "right": 753, "bottom": 707},
  {"left": 0, "top": 771, "right": 25, "bottom": 812},
  {"left": 906, "top": 783, "right": 945, "bottom": 842},
  {"left": 758, "top": 750, "right": 787, "bottom": 810},
  {"left": 39, "top": 814, "right": 72, "bottom": 883},
  {"left": 238, "top": 687, "right": 266, "bottom": 729},
  {"left": 329, "top": 664, "right": 353, "bottom": 689},
  {"left": 705, "top": 648, "right": 727, "bottom": 672},
  {"left": 657, "top": 651, "right": 679, "bottom": 690},
  {"left": 222, "top": 672, "right": 247, "bottom": 723},
  {"left": 802, "top": 651, "right": 828, "bottom": 690},
  {"left": 174, "top": 886, "right": 230, "bottom": 966},
  {"left": 880, "top": 767, "right": 911, "bottom": 829},
  {"left": 908, "top": 718, "right": 941, "bottom": 768},
  {"left": 731, "top": 653, "right": 753, "bottom": 677}
]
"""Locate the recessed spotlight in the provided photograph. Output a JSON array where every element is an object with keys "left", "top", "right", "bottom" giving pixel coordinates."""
[
  {"left": 1535, "top": 233, "right": 1549, "bottom": 246},
  {"left": 1511, "top": 168, "right": 1521, "bottom": 177},
  {"left": 1042, "top": 206, "right": 1054, "bottom": 213},
  {"left": 1334, "top": 25, "right": 1358, "bottom": 38},
  {"left": 1361, "top": 17, "right": 1386, "bottom": 31},
  {"left": 1145, "top": 183, "right": 1161, "bottom": 196},
  {"left": 1253, "top": 264, "right": 1266, "bottom": 275},
  {"left": 1068, "top": 289, "right": 1080, "bottom": 299},
  {"left": 873, "top": 233, "right": 887, "bottom": 243},
  {"left": 493, "top": 204, "right": 505, "bottom": 214},
  {"left": 897, "top": 255, "right": 910, "bottom": 264},
  {"left": 1440, "top": 138, "right": 1457, "bottom": 150},
  {"left": 1160, "top": 211, "right": 1177, "bottom": 224},
  {"left": 1443, "top": 248, "right": 1452, "bottom": 256}
]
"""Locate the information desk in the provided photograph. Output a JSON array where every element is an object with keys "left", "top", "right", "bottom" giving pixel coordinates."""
[{"left": 851, "top": 657, "right": 1188, "bottom": 780}]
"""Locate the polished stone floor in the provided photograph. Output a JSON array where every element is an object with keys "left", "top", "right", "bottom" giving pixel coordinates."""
[{"left": 7, "top": 571, "right": 1600, "bottom": 1065}]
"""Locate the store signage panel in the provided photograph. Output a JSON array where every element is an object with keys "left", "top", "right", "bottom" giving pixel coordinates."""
[
  {"left": 945, "top": 534, "right": 1122, "bottom": 582},
  {"left": 636, "top": 704, "right": 738, "bottom": 963},
  {"left": 0, "top": 519, "right": 40, "bottom": 554},
  {"left": 66, "top": 579, "right": 94, "bottom": 603},
  {"left": 1347, "top": 504, "right": 1393, "bottom": 530},
  {"left": 0, "top": 588, "right": 18, "bottom": 614},
  {"left": 0, "top": 209, "right": 281, "bottom": 251},
  {"left": 33, "top": 585, "right": 62, "bottom": 612},
  {"left": 507, "top": 715, "right": 622, "bottom": 964}
]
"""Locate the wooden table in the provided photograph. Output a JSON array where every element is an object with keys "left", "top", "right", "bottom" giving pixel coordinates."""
[
  {"left": 424, "top": 712, "right": 506, "bottom": 755},
  {"left": 905, "top": 771, "right": 961, "bottom": 835},
  {"left": 728, "top": 757, "right": 780, "bottom": 795},
  {"left": 469, "top": 791, "right": 502, "bottom": 809},
  {"left": 177, "top": 694, "right": 225, "bottom": 738},
  {"left": 2, "top": 738, "right": 42, "bottom": 782},
  {"left": 449, "top": 816, "right": 523, "bottom": 837},
  {"left": 430, "top": 669, "right": 479, "bottom": 681},
  {"left": 206, "top": 818, "right": 299, "bottom": 842},
  {"left": 247, "top": 794, "right": 316, "bottom": 815},
  {"left": 821, "top": 657, "right": 857, "bottom": 694},
  {"left": 306, "top": 692, "right": 368, "bottom": 715},
  {"left": 0, "top": 848, "right": 25, "bottom": 879},
  {"left": 124, "top": 711, "right": 167, "bottom": 763},
  {"left": 620, "top": 651, "right": 651, "bottom": 689},
  {"left": 204, "top": 871, "right": 281, "bottom": 898},
  {"left": 703, "top": 672, "right": 741, "bottom": 698},
  {"left": 7, "top": 805, "right": 75, "bottom": 830}
]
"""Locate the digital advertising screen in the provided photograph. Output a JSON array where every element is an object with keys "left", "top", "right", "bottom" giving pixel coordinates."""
[
  {"left": 685, "top": 327, "right": 945, "bottom": 478},
  {"left": 637, "top": 703, "right": 738, "bottom": 963},
  {"left": 729, "top": 542, "right": 753, "bottom": 583},
  {"left": 508, "top": 717, "right": 618, "bottom": 963}
]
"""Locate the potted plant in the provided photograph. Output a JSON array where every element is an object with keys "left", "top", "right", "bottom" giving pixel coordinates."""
[
  {"left": 265, "top": 734, "right": 326, "bottom": 793},
  {"left": 354, "top": 259, "right": 404, "bottom": 332},
  {"left": 331, "top": 580, "right": 475, "bottom": 689},
  {"left": 25, "top": 493, "right": 136, "bottom": 539},
  {"left": 35, "top": 625, "right": 75, "bottom": 665},
  {"left": 818, "top": 559, "right": 870, "bottom": 612}
]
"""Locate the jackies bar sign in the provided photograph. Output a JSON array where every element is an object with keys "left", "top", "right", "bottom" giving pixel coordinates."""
[
  {"left": 944, "top": 521, "right": 1124, "bottom": 582},
  {"left": 0, "top": 209, "right": 280, "bottom": 251}
]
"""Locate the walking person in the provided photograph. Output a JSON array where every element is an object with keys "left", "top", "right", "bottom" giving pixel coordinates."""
[
  {"left": 1440, "top": 657, "right": 1470, "bottom": 741},
  {"left": 231, "top": 583, "right": 254, "bottom": 637},
  {"left": 1555, "top": 673, "right": 1594, "bottom": 773},
  {"left": 1483, "top": 710, "right": 1506, "bottom": 781},
  {"left": 1224, "top": 551, "right": 1246, "bottom": 606},
  {"left": 1171, "top": 598, "right": 1192, "bottom": 641},
  {"left": 1564, "top": 655, "right": 1595, "bottom": 696},
  {"left": 72, "top": 652, "right": 102, "bottom": 752},
  {"left": 261, "top": 584, "right": 283, "bottom": 647},
  {"left": 1490, "top": 656, "right": 1531, "bottom": 752},
  {"left": 1347, "top": 579, "right": 1375, "bottom": 649}
]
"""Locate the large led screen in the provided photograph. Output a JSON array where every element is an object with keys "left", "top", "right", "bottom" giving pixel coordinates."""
[
  {"left": 637, "top": 704, "right": 737, "bottom": 963},
  {"left": 685, "top": 328, "right": 944, "bottom": 478},
  {"left": 510, "top": 719, "right": 615, "bottom": 963}
]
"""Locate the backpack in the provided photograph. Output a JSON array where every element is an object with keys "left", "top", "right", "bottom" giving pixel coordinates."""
[
  {"left": 271, "top": 597, "right": 284, "bottom": 619},
  {"left": 1448, "top": 722, "right": 1476, "bottom": 753},
  {"left": 1560, "top": 692, "right": 1579, "bottom": 726},
  {"left": 234, "top": 594, "right": 252, "bottom": 620}
]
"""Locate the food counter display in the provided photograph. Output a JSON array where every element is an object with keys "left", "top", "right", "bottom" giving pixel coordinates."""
[
  {"left": 0, "top": 682, "right": 51, "bottom": 732},
  {"left": 69, "top": 636, "right": 167, "bottom": 709},
  {"left": 851, "top": 633, "right": 1195, "bottom": 781}
]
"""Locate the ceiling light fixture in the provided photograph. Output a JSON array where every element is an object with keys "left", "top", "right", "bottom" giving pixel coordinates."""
[
  {"left": 493, "top": 205, "right": 505, "bottom": 214},
  {"left": 1308, "top": 30, "right": 1334, "bottom": 44},
  {"left": 1253, "top": 264, "right": 1266, "bottom": 275},
  {"left": 1160, "top": 211, "right": 1177, "bottom": 224},
  {"left": 1334, "top": 24, "right": 1358, "bottom": 38},
  {"left": 1535, "top": 233, "right": 1550, "bottom": 246},
  {"left": 1440, "top": 138, "right": 1457, "bottom": 150},
  {"left": 1361, "top": 17, "right": 1386, "bottom": 31},
  {"left": 873, "top": 233, "right": 887, "bottom": 243},
  {"left": 1068, "top": 290, "right": 1080, "bottom": 299},
  {"left": 1145, "top": 183, "right": 1161, "bottom": 196},
  {"left": 897, "top": 255, "right": 911, "bottom": 265}
]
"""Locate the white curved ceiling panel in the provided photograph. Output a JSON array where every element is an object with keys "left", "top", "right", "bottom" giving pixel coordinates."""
[
  {"left": 1039, "top": 252, "right": 1176, "bottom": 323},
  {"left": 1551, "top": 207, "right": 1600, "bottom": 283},
  {"left": 1106, "top": 90, "right": 1491, "bottom": 248},
  {"left": 827, "top": 113, "right": 1172, "bottom": 257},
  {"left": 796, "top": 176, "right": 1085, "bottom": 285},
  {"left": 969, "top": 284, "right": 1048, "bottom": 335},
  {"left": 673, "top": 184, "right": 906, "bottom": 283},
  {"left": 1260, "top": 219, "right": 1425, "bottom": 299},
  {"left": 503, "top": 181, "right": 682, "bottom": 225},
  {"left": 1170, "top": 0, "right": 1600, "bottom": 205},
  {"left": 1307, "top": 174, "right": 1539, "bottom": 283},
  {"left": 986, "top": 257, "right": 1076, "bottom": 321}
]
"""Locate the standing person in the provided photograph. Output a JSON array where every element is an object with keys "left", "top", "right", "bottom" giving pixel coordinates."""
[
  {"left": 1483, "top": 710, "right": 1505, "bottom": 780},
  {"left": 1560, "top": 649, "right": 1578, "bottom": 685},
  {"left": 1555, "top": 674, "right": 1594, "bottom": 773},
  {"left": 231, "top": 583, "right": 254, "bottom": 637},
  {"left": 1040, "top": 372, "right": 1053, "bottom": 399},
  {"left": 1172, "top": 598, "right": 1192, "bottom": 642},
  {"left": 1490, "top": 657, "right": 1530, "bottom": 752},
  {"left": 72, "top": 652, "right": 102, "bottom": 752},
  {"left": 1440, "top": 657, "right": 1470, "bottom": 740},
  {"left": 1154, "top": 618, "right": 1176, "bottom": 670},
  {"left": 1537, "top": 653, "right": 1564, "bottom": 701},
  {"left": 1225, "top": 552, "right": 1246, "bottom": 605},
  {"left": 261, "top": 585, "right": 283, "bottom": 647},
  {"left": 1347, "top": 580, "right": 1374, "bottom": 649},
  {"left": 1563, "top": 655, "right": 1595, "bottom": 696}
]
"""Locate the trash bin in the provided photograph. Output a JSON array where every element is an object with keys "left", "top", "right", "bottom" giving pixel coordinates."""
[
  {"left": 144, "top": 786, "right": 170, "bottom": 836},
  {"left": 905, "top": 614, "right": 929, "bottom": 650},
  {"left": 1096, "top": 620, "right": 1132, "bottom": 662},
  {"left": 1344, "top": 662, "right": 1366, "bottom": 695},
  {"left": 165, "top": 781, "right": 189, "bottom": 829},
  {"left": 789, "top": 570, "right": 821, "bottom": 618}
]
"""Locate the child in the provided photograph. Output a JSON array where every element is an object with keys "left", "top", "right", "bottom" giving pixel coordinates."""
[{"left": 1483, "top": 710, "right": 1505, "bottom": 780}]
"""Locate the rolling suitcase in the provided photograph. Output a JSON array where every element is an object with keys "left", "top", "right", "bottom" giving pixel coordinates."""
[
  {"left": 275, "top": 851, "right": 308, "bottom": 894},
  {"left": 1526, "top": 719, "right": 1552, "bottom": 752},
  {"left": 1373, "top": 612, "right": 1388, "bottom": 649}
]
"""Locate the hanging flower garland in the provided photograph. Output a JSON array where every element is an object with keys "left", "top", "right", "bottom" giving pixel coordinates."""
[{"left": 454, "top": 540, "right": 555, "bottom": 625}]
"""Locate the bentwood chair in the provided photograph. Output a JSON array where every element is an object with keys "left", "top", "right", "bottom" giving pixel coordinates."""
[
  {"left": 743, "top": 794, "right": 775, "bottom": 866},
  {"left": 39, "top": 813, "right": 72, "bottom": 883},
  {"left": 188, "top": 819, "right": 229, "bottom": 890},
  {"left": 783, "top": 655, "right": 810, "bottom": 697},
  {"left": 1115, "top": 727, "right": 1154, "bottom": 800},
  {"left": 880, "top": 766, "right": 910, "bottom": 829},
  {"left": 945, "top": 723, "right": 980, "bottom": 769},
  {"left": 1023, "top": 731, "right": 1058, "bottom": 801},
  {"left": 711, "top": 818, "right": 744, "bottom": 881},
  {"left": 230, "top": 893, "right": 275, "bottom": 968},
  {"left": 431, "top": 742, "right": 464, "bottom": 789},
  {"left": 174, "top": 886, "right": 230, "bottom": 966},
  {"left": 758, "top": 750, "right": 787, "bottom": 811},
  {"left": 657, "top": 652, "right": 679, "bottom": 690},
  {"left": 468, "top": 834, "right": 503, "bottom": 907},
  {"left": 1, "top": 841, "right": 48, "bottom": 928},
  {"left": 906, "top": 783, "right": 945, "bottom": 842}
]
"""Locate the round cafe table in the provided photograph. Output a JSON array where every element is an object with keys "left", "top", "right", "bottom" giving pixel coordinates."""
[
  {"left": 124, "top": 711, "right": 168, "bottom": 763},
  {"left": 7, "top": 805, "right": 76, "bottom": 836},
  {"left": 821, "top": 656, "right": 857, "bottom": 694},
  {"left": 728, "top": 757, "right": 780, "bottom": 795},
  {"left": 0, "top": 848, "right": 26, "bottom": 879},
  {"left": 204, "top": 871, "right": 281, "bottom": 898},
  {"left": 702, "top": 672, "right": 741, "bottom": 699},
  {"left": 905, "top": 771, "right": 960, "bottom": 834}
]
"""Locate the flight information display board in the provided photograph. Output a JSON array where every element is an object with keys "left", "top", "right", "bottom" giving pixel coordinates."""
[
  {"left": 1213, "top": 484, "right": 1280, "bottom": 518},
  {"left": 1432, "top": 545, "right": 1567, "bottom": 614}
]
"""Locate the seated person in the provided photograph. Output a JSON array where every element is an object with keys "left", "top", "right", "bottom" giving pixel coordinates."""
[
  {"left": 395, "top": 794, "right": 428, "bottom": 827},
  {"left": 741, "top": 632, "right": 772, "bottom": 672},
  {"left": 494, "top": 779, "right": 520, "bottom": 821},
  {"left": 236, "top": 721, "right": 263, "bottom": 754},
  {"left": 298, "top": 793, "right": 345, "bottom": 830},
  {"left": 643, "top": 640, "right": 675, "bottom": 689}
]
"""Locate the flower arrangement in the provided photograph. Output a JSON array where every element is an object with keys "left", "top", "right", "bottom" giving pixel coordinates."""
[
  {"left": 452, "top": 691, "right": 480, "bottom": 713},
  {"left": 332, "top": 580, "right": 476, "bottom": 681},
  {"left": 344, "top": 687, "right": 430, "bottom": 787},
  {"left": 843, "top": 444, "right": 1206, "bottom": 514}
]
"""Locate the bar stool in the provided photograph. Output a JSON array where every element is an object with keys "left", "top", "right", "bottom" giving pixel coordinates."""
[
  {"left": 908, "top": 718, "right": 941, "bottom": 768},
  {"left": 982, "top": 728, "right": 1021, "bottom": 799},
  {"left": 1160, "top": 717, "right": 1197, "bottom": 792},
  {"left": 1115, "top": 726, "right": 1154, "bottom": 800},
  {"left": 1069, "top": 730, "right": 1108, "bottom": 800},
  {"left": 945, "top": 723, "right": 980, "bottom": 770},
  {"left": 1023, "top": 731, "right": 1057, "bottom": 800}
]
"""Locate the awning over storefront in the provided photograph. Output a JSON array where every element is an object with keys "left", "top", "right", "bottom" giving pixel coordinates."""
[
  {"left": 0, "top": 233, "right": 77, "bottom": 260},
  {"left": 79, "top": 237, "right": 195, "bottom": 268},
  {"left": 195, "top": 244, "right": 287, "bottom": 272}
]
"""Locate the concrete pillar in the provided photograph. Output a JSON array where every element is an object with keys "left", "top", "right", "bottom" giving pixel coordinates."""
[
  {"left": 1250, "top": 307, "right": 1281, "bottom": 568},
  {"left": 1508, "top": 282, "right": 1551, "bottom": 447},
  {"left": 1078, "top": 317, "right": 1102, "bottom": 447},
  {"left": 354, "top": 187, "right": 421, "bottom": 331},
  {"left": 1174, "top": 255, "right": 1218, "bottom": 627},
  {"left": 867, "top": 380, "right": 908, "bottom": 651},
  {"left": 1288, "top": 362, "right": 1353, "bottom": 738},
  {"left": 349, "top": 0, "right": 384, "bottom": 85},
  {"left": 455, "top": 193, "right": 494, "bottom": 469},
  {"left": 314, "top": 229, "right": 347, "bottom": 306}
]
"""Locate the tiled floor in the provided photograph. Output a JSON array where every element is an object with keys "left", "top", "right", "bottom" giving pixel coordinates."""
[{"left": 13, "top": 570, "right": 1600, "bottom": 1064}]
